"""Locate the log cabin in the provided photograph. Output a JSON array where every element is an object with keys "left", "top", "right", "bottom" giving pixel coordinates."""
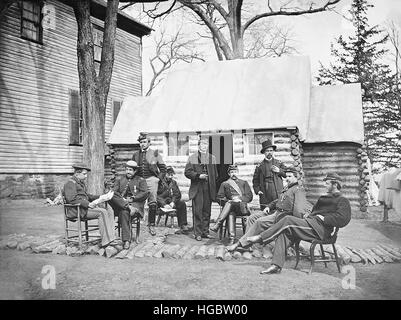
[
  {"left": 0, "top": 0, "right": 151, "bottom": 198},
  {"left": 107, "top": 56, "right": 370, "bottom": 215}
]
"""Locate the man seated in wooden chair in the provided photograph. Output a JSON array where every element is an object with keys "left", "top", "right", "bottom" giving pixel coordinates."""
[
  {"left": 245, "top": 172, "right": 351, "bottom": 275},
  {"left": 209, "top": 164, "right": 253, "bottom": 245},
  {"left": 63, "top": 163, "right": 117, "bottom": 248},
  {"left": 108, "top": 160, "right": 149, "bottom": 249},
  {"left": 226, "top": 165, "right": 309, "bottom": 252},
  {"left": 156, "top": 166, "right": 190, "bottom": 233}
]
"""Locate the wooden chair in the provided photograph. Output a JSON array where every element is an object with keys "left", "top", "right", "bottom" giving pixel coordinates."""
[
  {"left": 62, "top": 197, "right": 101, "bottom": 249},
  {"left": 156, "top": 207, "right": 177, "bottom": 228},
  {"left": 116, "top": 210, "right": 141, "bottom": 243},
  {"left": 293, "top": 227, "right": 341, "bottom": 275}
]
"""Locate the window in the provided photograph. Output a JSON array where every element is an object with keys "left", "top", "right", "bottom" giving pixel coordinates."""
[
  {"left": 112, "top": 100, "right": 122, "bottom": 125},
  {"left": 21, "top": 1, "right": 43, "bottom": 43},
  {"left": 166, "top": 133, "right": 189, "bottom": 157},
  {"left": 244, "top": 131, "right": 274, "bottom": 156},
  {"left": 68, "top": 90, "right": 83, "bottom": 146},
  {"left": 93, "top": 24, "right": 103, "bottom": 74}
]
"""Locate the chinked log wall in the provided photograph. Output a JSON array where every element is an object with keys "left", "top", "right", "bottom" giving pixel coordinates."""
[
  {"left": 0, "top": 0, "right": 143, "bottom": 198},
  {"left": 302, "top": 142, "right": 363, "bottom": 214},
  {"left": 106, "top": 129, "right": 297, "bottom": 210}
]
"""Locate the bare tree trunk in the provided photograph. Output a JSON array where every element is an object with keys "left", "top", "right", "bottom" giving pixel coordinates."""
[{"left": 73, "top": 0, "right": 119, "bottom": 194}]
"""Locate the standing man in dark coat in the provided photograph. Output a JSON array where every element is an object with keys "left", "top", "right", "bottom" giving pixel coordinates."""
[
  {"left": 252, "top": 140, "right": 286, "bottom": 211},
  {"left": 157, "top": 166, "right": 189, "bottom": 233},
  {"left": 185, "top": 136, "right": 218, "bottom": 241},
  {"left": 108, "top": 160, "right": 149, "bottom": 249},
  {"left": 209, "top": 164, "right": 253, "bottom": 244},
  {"left": 245, "top": 172, "right": 351, "bottom": 275},
  {"left": 132, "top": 132, "right": 166, "bottom": 236}
]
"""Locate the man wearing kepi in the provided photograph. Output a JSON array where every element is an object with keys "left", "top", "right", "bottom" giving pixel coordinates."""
[
  {"left": 185, "top": 136, "right": 218, "bottom": 241},
  {"left": 108, "top": 160, "right": 149, "bottom": 249},
  {"left": 132, "top": 132, "right": 166, "bottom": 236},
  {"left": 209, "top": 164, "right": 253, "bottom": 244},
  {"left": 226, "top": 165, "right": 308, "bottom": 252},
  {"left": 63, "top": 163, "right": 117, "bottom": 248},
  {"left": 157, "top": 166, "right": 190, "bottom": 233},
  {"left": 252, "top": 139, "right": 286, "bottom": 212},
  {"left": 245, "top": 172, "right": 351, "bottom": 275}
]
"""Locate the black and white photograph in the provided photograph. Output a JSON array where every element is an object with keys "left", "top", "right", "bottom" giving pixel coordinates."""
[{"left": 0, "top": 0, "right": 400, "bottom": 304}]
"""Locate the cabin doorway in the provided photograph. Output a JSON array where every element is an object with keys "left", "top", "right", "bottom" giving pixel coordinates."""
[{"left": 208, "top": 133, "right": 233, "bottom": 192}]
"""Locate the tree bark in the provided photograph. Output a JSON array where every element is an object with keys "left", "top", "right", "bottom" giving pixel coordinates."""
[{"left": 73, "top": 0, "right": 119, "bottom": 194}]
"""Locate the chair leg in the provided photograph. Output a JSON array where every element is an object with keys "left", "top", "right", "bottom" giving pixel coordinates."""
[
  {"left": 156, "top": 213, "right": 162, "bottom": 226},
  {"left": 136, "top": 218, "right": 141, "bottom": 243},
  {"left": 309, "top": 243, "right": 316, "bottom": 275},
  {"left": 85, "top": 220, "right": 89, "bottom": 241},
  {"left": 64, "top": 214, "right": 69, "bottom": 244},
  {"left": 320, "top": 244, "right": 328, "bottom": 268},
  {"left": 165, "top": 214, "right": 168, "bottom": 226},
  {"left": 332, "top": 244, "right": 341, "bottom": 273},
  {"left": 77, "top": 215, "right": 82, "bottom": 249},
  {"left": 294, "top": 241, "right": 300, "bottom": 270},
  {"left": 129, "top": 217, "right": 133, "bottom": 243}
]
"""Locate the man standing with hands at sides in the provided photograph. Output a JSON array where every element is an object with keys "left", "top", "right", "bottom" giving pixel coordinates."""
[
  {"left": 132, "top": 133, "right": 166, "bottom": 236},
  {"left": 250, "top": 139, "right": 286, "bottom": 227},
  {"left": 185, "top": 136, "right": 218, "bottom": 241}
]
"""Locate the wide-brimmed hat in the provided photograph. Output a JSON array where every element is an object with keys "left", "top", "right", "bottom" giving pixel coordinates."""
[
  {"left": 72, "top": 162, "right": 91, "bottom": 171},
  {"left": 126, "top": 160, "right": 138, "bottom": 168},
  {"left": 260, "top": 140, "right": 277, "bottom": 153},
  {"left": 323, "top": 172, "right": 342, "bottom": 182},
  {"left": 284, "top": 165, "right": 298, "bottom": 175},
  {"left": 166, "top": 166, "right": 175, "bottom": 174},
  {"left": 227, "top": 164, "right": 239, "bottom": 173}
]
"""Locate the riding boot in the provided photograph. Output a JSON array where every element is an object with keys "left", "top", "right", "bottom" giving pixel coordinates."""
[
  {"left": 228, "top": 213, "right": 236, "bottom": 245},
  {"left": 148, "top": 203, "right": 157, "bottom": 236},
  {"left": 209, "top": 202, "right": 232, "bottom": 233}
]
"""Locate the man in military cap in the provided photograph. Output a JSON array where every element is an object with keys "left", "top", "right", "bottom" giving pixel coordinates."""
[
  {"left": 108, "top": 160, "right": 149, "bottom": 249},
  {"left": 185, "top": 136, "right": 218, "bottom": 241},
  {"left": 63, "top": 163, "right": 117, "bottom": 247},
  {"left": 252, "top": 139, "right": 286, "bottom": 211},
  {"left": 132, "top": 132, "right": 167, "bottom": 236},
  {"left": 245, "top": 172, "right": 351, "bottom": 275},
  {"left": 157, "top": 166, "right": 189, "bottom": 233},
  {"left": 226, "top": 165, "right": 308, "bottom": 251},
  {"left": 209, "top": 164, "right": 253, "bottom": 244}
]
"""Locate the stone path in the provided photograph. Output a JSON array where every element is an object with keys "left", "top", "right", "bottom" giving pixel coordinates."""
[{"left": 1, "top": 229, "right": 401, "bottom": 265}]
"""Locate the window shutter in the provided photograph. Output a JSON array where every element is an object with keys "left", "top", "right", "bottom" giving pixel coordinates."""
[
  {"left": 69, "top": 89, "right": 80, "bottom": 145},
  {"left": 113, "top": 100, "right": 122, "bottom": 125}
]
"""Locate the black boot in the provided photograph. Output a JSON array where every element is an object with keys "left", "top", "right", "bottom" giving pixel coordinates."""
[
  {"left": 228, "top": 213, "right": 236, "bottom": 245},
  {"left": 148, "top": 203, "right": 157, "bottom": 236},
  {"left": 210, "top": 202, "right": 232, "bottom": 233}
]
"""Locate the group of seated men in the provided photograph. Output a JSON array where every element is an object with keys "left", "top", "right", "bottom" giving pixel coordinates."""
[{"left": 63, "top": 155, "right": 352, "bottom": 274}]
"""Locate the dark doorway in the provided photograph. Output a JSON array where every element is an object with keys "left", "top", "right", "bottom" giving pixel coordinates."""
[{"left": 208, "top": 133, "right": 233, "bottom": 192}]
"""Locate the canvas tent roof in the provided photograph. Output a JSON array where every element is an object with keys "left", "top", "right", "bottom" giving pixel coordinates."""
[{"left": 108, "top": 56, "right": 364, "bottom": 145}]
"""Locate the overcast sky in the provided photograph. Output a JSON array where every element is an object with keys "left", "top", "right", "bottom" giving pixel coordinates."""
[{"left": 137, "top": 0, "right": 401, "bottom": 94}]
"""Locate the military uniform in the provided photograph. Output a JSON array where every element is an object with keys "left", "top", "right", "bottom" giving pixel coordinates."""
[
  {"left": 108, "top": 173, "right": 149, "bottom": 242},
  {"left": 63, "top": 176, "right": 116, "bottom": 247},
  {"left": 258, "top": 191, "right": 352, "bottom": 269},
  {"left": 157, "top": 177, "right": 188, "bottom": 228},
  {"left": 132, "top": 146, "right": 166, "bottom": 226},
  {"left": 237, "top": 181, "right": 308, "bottom": 248}
]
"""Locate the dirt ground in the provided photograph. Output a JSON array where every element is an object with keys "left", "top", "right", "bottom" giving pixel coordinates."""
[{"left": 1, "top": 199, "right": 401, "bottom": 300}]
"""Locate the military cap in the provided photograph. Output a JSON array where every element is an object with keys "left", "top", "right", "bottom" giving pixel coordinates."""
[
  {"left": 323, "top": 172, "right": 342, "bottom": 182},
  {"left": 284, "top": 165, "right": 298, "bottom": 175},
  {"left": 166, "top": 166, "right": 175, "bottom": 174},
  {"left": 72, "top": 162, "right": 91, "bottom": 171},
  {"left": 227, "top": 164, "right": 239, "bottom": 173},
  {"left": 126, "top": 160, "right": 138, "bottom": 168},
  {"left": 137, "top": 132, "right": 150, "bottom": 142},
  {"left": 260, "top": 140, "right": 277, "bottom": 153}
]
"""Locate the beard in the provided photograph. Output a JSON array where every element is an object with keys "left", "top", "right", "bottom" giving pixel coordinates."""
[{"left": 230, "top": 174, "right": 238, "bottom": 180}]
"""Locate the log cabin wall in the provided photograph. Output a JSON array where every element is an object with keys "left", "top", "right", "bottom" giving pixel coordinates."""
[
  {"left": 107, "top": 129, "right": 297, "bottom": 209},
  {"left": 0, "top": 0, "right": 145, "bottom": 199},
  {"left": 302, "top": 142, "right": 363, "bottom": 214}
]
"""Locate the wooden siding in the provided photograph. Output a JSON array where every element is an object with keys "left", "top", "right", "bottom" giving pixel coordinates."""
[
  {"left": 302, "top": 143, "right": 361, "bottom": 211},
  {"left": 0, "top": 0, "right": 143, "bottom": 174}
]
